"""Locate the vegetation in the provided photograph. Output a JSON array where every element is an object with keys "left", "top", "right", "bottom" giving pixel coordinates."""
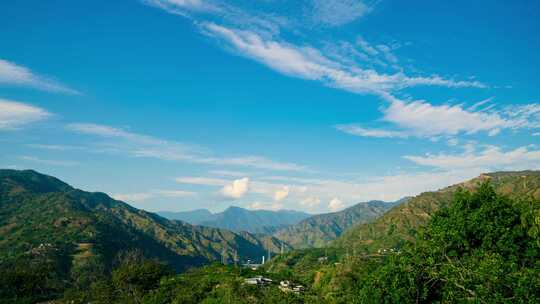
[
  {"left": 0, "top": 169, "right": 285, "bottom": 303},
  {"left": 355, "top": 183, "right": 540, "bottom": 303},
  {"left": 1, "top": 169, "right": 539, "bottom": 303},
  {"left": 334, "top": 171, "right": 540, "bottom": 253}
]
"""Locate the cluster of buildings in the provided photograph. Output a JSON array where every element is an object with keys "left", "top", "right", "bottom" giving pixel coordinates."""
[
  {"left": 278, "top": 280, "right": 305, "bottom": 294},
  {"left": 243, "top": 277, "right": 305, "bottom": 294},
  {"left": 244, "top": 276, "right": 273, "bottom": 286}
]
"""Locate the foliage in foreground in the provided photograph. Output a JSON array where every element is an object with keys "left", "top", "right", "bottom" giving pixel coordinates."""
[{"left": 356, "top": 183, "right": 540, "bottom": 303}]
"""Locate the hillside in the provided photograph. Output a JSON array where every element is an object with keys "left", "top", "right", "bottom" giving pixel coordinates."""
[
  {"left": 160, "top": 206, "right": 311, "bottom": 234},
  {"left": 0, "top": 169, "right": 283, "bottom": 273},
  {"left": 273, "top": 200, "right": 399, "bottom": 248},
  {"left": 334, "top": 170, "right": 540, "bottom": 252}
]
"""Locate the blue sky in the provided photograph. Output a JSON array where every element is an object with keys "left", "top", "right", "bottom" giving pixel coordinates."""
[{"left": 1, "top": 0, "right": 539, "bottom": 213}]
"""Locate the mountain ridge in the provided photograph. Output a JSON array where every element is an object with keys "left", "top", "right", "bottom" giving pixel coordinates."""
[
  {"left": 273, "top": 199, "right": 401, "bottom": 248},
  {"left": 159, "top": 205, "right": 311, "bottom": 234},
  {"left": 0, "top": 169, "right": 284, "bottom": 272}
]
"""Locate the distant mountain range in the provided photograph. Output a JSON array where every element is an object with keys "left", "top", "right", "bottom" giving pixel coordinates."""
[
  {"left": 159, "top": 206, "right": 311, "bottom": 234},
  {"left": 0, "top": 169, "right": 284, "bottom": 272},
  {"left": 273, "top": 199, "right": 403, "bottom": 248}
]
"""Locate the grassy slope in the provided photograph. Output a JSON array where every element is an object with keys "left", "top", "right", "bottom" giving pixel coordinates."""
[{"left": 334, "top": 171, "right": 540, "bottom": 252}]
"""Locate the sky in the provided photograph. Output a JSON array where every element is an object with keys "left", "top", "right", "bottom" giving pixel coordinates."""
[{"left": 1, "top": 0, "right": 539, "bottom": 214}]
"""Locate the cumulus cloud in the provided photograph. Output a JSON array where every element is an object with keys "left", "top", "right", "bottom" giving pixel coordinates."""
[
  {"left": 0, "top": 99, "right": 51, "bottom": 130},
  {"left": 0, "top": 59, "right": 79, "bottom": 94},
  {"left": 273, "top": 186, "right": 290, "bottom": 202},
  {"left": 328, "top": 197, "right": 345, "bottom": 212},
  {"left": 221, "top": 177, "right": 250, "bottom": 199}
]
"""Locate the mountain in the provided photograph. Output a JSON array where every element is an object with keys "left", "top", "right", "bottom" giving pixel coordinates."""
[
  {"left": 158, "top": 209, "right": 214, "bottom": 223},
  {"left": 0, "top": 169, "right": 284, "bottom": 273},
  {"left": 273, "top": 200, "right": 401, "bottom": 249},
  {"left": 159, "top": 206, "right": 311, "bottom": 234},
  {"left": 334, "top": 170, "right": 540, "bottom": 252}
]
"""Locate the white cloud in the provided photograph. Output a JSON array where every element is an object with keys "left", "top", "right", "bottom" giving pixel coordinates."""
[
  {"left": 0, "top": 59, "right": 79, "bottom": 94},
  {"left": 112, "top": 189, "right": 196, "bottom": 203},
  {"left": 328, "top": 197, "right": 344, "bottom": 211},
  {"left": 446, "top": 138, "right": 459, "bottom": 146},
  {"left": 209, "top": 170, "right": 248, "bottom": 177},
  {"left": 221, "top": 177, "right": 250, "bottom": 199},
  {"left": 153, "top": 189, "right": 197, "bottom": 197},
  {"left": 300, "top": 196, "right": 321, "bottom": 208},
  {"left": 404, "top": 145, "right": 540, "bottom": 171},
  {"left": 382, "top": 95, "right": 507, "bottom": 137},
  {"left": 143, "top": 0, "right": 210, "bottom": 14},
  {"left": 247, "top": 201, "right": 265, "bottom": 210},
  {"left": 0, "top": 99, "right": 51, "bottom": 130},
  {"left": 175, "top": 176, "right": 228, "bottom": 186},
  {"left": 68, "top": 123, "right": 306, "bottom": 171},
  {"left": 274, "top": 186, "right": 290, "bottom": 202},
  {"left": 203, "top": 23, "right": 484, "bottom": 96},
  {"left": 335, "top": 124, "right": 408, "bottom": 138},
  {"left": 19, "top": 156, "right": 79, "bottom": 166},
  {"left": 310, "top": 0, "right": 370, "bottom": 26},
  {"left": 27, "top": 144, "right": 82, "bottom": 151},
  {"left": 338, "top": 95, "right": 540, "bottom": 139}
]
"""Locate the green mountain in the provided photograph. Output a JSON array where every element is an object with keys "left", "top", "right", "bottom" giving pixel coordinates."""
[
  {"left": 273, "top": 200, "right": 399, "bottom": 249},
  {"left": 160, "top": 206, "right": 311, "bottom": 234},
  {"left": 0, "top": 169, "right": 283, "bottom": 273},
  {"left": 334, "top": 170, "right": 540, "bottom": 253}
]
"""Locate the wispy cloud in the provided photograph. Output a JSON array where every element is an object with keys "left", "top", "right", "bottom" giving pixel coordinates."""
[
  {"left": 310, "top": 0, "right": 372, "bottom": 26},
  {"left": 405, "top": 145, "right": 540, "bottom": 171},
  {"left": 26, "top": 144, "right": 83, "bottom": 151},
  {"left": 67, "top": 123, "right": 306, "bottom": 171},
  {"left": 204, "top": 23, "right": 484, "bottom": 95},
  {"left": 112, "top": 189, "right": 196, "bottom": 203},
  {"left": 19, "top": 156, "right": 79, "bottom": 166},
  {"left": 175, "top": 176, "right": 228, "bottom": 186},
  {"left": 209, "top": 170, "right": 248, "bottom": 177},
  {"left": 335, "top": 124, "right": 408, "bottom": 138},
  {"left": 337, "top": 95, "right": 540, "bottom": 139},
  {"left": 0, "top": 59, "right": 79, "bottom": 94},
  {"left": 0, "top": 99, "right": 51, "bottom": 130}
]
